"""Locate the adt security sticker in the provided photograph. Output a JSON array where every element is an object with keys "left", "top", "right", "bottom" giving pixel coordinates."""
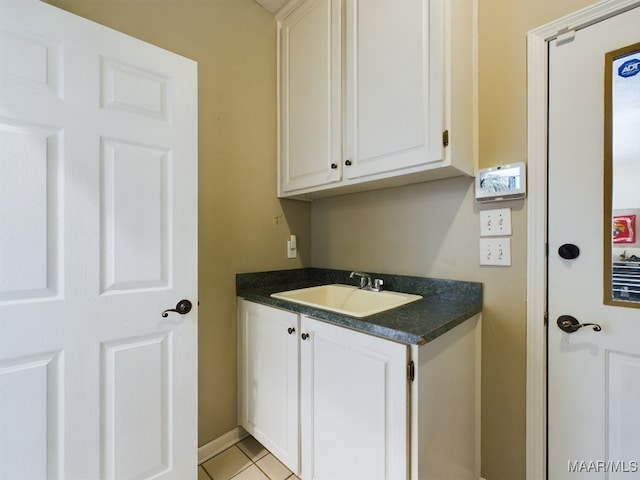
[{"left": 618, "top": 58, "right": 640, "bottom": 78}]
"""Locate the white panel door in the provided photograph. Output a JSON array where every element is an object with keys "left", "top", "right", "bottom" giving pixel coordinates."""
[
  {"left": 300, "top": 316, "right": 408, "bottom": 480},
  {"left": 0, "top": 1, "right": 198, "bottom": 479},
  {"left": 548, "top": 6, "right": 640, "bottom": 478}
]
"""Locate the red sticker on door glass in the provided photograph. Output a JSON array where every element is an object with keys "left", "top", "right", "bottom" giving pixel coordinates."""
[{"left": 613, "top": 214, "right": 636, "bottom": 243}]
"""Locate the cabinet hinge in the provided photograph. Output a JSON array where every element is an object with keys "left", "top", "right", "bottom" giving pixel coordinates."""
[
  {"left": 407, "top": 361, "right": 415, "bottom": 382},
  {"left": 443, "top": 130, "right": 449, "bottom": 147}
]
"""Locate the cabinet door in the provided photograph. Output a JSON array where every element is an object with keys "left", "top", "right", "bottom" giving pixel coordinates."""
[
  {"left": 344, "top": 0, "right": 444, "bottom": 180},
  {"left": 300, "top": 317, "right": 408, "bottom": 480},
  {"left": 278, "top": 0, "right": 342, "bottom": 193},
  {"left": 238, "top": 300, "right": 299, "bottom": 473}
]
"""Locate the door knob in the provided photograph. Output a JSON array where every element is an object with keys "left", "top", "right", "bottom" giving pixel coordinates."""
[
  {"left": 162, "top": 299, "right": 193, "bottom": 317},
  {"left": 558, "top": 243, "right": 580, "bottom": 260},
  {"left": 557, "top": 315, "right": 601, "bottom": 333}
]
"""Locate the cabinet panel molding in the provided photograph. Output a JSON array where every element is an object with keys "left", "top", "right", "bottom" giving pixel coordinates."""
[{"left": 277, "top": 0, "right": 477, "bottom": 200}]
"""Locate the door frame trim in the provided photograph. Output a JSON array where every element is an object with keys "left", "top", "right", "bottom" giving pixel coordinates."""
[{"left": 526, "top": 1, "right": 640, "bottom": 478}]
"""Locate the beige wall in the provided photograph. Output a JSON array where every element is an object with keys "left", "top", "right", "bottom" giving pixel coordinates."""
[
  {"left": 45, "top": 0, "right": 311, "bottom": 446},
  {"left": 43, "top": 0, "right": 599, "bottom": 477}
]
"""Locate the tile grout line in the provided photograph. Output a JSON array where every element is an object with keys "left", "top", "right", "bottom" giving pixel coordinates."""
[
  {"left": 199, "top": 444, "right": 250, "bottom": 480},
  {"left": 229, "top": 445, "right": 257, "bottom": 479},
  {"left": 199, "top": 436, "right": 300, "bottom": 480},
  {"left": 238, "top": 441, "right": 270, "bottom": 464},
  {"left": 253, "top": 459, "right": 274, "bottom": 480},
  {"left": 232, "top": 447, "right": 280, "bottom": 480},
  {"left": 199, "top": 465, "right": 213, "bottom": 480}
]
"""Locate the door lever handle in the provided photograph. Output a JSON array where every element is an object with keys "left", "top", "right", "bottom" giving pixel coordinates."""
[
  {"left": 557, "top": 315, "right": 602, "bottom": 333},
  {"left": 162, "top": 299, "right": 193, "bottom": 318}
]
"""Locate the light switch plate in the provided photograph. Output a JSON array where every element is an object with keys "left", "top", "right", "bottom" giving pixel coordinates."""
[
  {"left": 479, "top": 238, "right": 511, "bottom": 266},
  {"left": 480, "top": 208, "right": 512, "bottom": 237},
  {"left": 287, "top": 238, "right": 297, "bottom": 259}
]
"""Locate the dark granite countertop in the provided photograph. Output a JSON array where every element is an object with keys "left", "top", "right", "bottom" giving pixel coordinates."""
[{"left": 236, "top": 268, "right": 482, "bottom": 345}]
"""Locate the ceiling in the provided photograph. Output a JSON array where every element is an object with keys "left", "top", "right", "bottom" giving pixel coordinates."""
[{"left": 254, "top": 0, "right": 288, "bottom": 14}]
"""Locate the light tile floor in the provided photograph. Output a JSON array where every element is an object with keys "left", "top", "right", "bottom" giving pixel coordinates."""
[{"left": 199, "top": 436, "right": 301, "bottom": 480}]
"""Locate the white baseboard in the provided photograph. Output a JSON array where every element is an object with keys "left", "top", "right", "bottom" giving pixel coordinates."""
[{"left": 198, "top": 426, "right": 249, "bottom": 464}]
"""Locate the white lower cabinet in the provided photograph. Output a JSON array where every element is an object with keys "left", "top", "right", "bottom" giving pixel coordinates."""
[
  {"left": 299, "top": 313, "right": 408, "bottom": 480},
  {"left": 237, "top": 299, "right": 300, "bottom": 472},
  {"left": 238, "top": 299, "right": 481, "bottom": 480}
]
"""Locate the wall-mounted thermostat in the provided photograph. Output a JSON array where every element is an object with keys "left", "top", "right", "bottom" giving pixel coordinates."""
[{"left": 475, "top": 162, "right": 526, "bottom": 202}]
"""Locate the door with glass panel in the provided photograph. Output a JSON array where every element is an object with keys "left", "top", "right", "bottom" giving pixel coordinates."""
[{"left": 548, "top": 6, "right": 640, "bottom": 478}]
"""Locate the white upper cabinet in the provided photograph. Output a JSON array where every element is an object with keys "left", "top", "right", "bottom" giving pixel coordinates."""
[
  {"left": 278, "top": 0, "right": 342, "bottom": 193},
  {"left": 277, "top": 0, "right": 477, "bottom": 200},
  {"left": 343, "top": 0, "right": 442, "bottom": 180}
]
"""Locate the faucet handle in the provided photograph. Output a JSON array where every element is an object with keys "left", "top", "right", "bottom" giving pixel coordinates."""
[
  {"left": 349, "top": 271, "right": 370, "bottom": 288},
  {"left": 373, "top": 279, "right": 384, "bottom": 290}
]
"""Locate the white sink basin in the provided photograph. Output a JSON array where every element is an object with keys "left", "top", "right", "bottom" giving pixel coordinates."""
[{"left": 271, "top": 284, "right": 422, "bottom": 318}]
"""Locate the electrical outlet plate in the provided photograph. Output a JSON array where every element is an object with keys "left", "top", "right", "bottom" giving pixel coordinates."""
[
  {"left": 479, "top": 238, "right": 511, "bottom": 266},
  {"left": 480, "top": 208, "right": 512, "bottom": 237}
]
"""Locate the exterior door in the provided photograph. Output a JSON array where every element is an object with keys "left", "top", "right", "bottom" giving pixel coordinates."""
[
  {"left": 548, "top": 6, "right": 640, "bottom": 478},
  {"left": 0, "top": 2, "right": 198, "bottom": 479}
]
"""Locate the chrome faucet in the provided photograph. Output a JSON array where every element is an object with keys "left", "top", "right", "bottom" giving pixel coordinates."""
[{"left": 349, "top": 271, "right": 384, "bottom": 292}]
